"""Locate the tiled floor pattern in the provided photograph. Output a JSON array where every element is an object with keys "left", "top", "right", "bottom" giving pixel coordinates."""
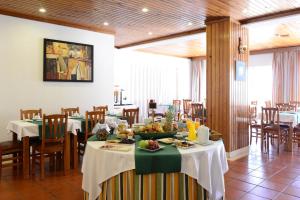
[
  {"left": 1, "top": 142, "right": 300, "bottom": 199},
  {"left": 225, "top": 142, "right": 300, "bottom": 200}
]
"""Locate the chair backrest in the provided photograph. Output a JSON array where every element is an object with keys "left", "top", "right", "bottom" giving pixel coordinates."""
[
  {"left": 20, "top": 109, "right": 42, "bottom": 120},
  {"left": 93, "top": 105, "right": 108, "bottom": 114},
  {"left": 261, "top": 107, "right": 279, "bottom": 126},
  {"left": 42, "top": 114, "right": 68, "bottom": 148},
  {"left": 191, "top": 103, "right": 204, "bottom": 121},
  {"left": 85, "top": 110, "right": 105, "bottom": 141},
  {"left": 290, "top": 101, "right": 300, "bottom": 108},
  {"left": 250, "top": 101, "right": 258, "bottom": 106},
  {"left": 276, "top": 103, "right": 294, "bottom": 111},
  {"left": 123, "top": 108, "right": 139, "bottom": 128},
  {"left": 61, "top": 107, "right": 79, "bottom": 116},
  {"left": 265, "top": 100, "right": 272, "bottom": 108},
  {"left": 183, "top": 99, "right": 192, "bottom": 115},
  {"left": 249, "top": 105, "right": 257, "bottom": 119},
  {"left": 173, "top": 100, "right": 181, "bottom": 112}
]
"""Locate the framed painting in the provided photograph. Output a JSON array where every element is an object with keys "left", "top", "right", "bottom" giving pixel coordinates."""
[
  {"left": 43, "top": 38, "right": 94, "bottom": 82},
  {"left": 235, "top": 60, "right": 246, "bottom": 81}
]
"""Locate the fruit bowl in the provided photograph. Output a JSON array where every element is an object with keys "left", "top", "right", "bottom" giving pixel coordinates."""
[{"left": 138, "top": 139, "right": 164, "bottom": 152}]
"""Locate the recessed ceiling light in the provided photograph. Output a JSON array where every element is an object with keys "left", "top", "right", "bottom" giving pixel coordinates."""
[
  {"left": 142, "top": 8, "right": 149, "bottom": 12},
  {"left": 242, "top": 9, "right": 248, "bottom": 14},
  {"left": 103, "top": 22, "right": 109, "bottom": 26},
  {"left": 188, "top": 22, "right": 193, "bottom": 26},
  {"left": 39, "top": 8, "right": 46, "bottom": 13},
  {"left": 148, "top": 32, "right": 153, "bottom": 35}
]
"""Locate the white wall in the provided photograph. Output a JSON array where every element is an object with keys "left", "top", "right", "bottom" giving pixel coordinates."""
[{"left": 0, "top": 15, "right": 114, "bottom": 142}]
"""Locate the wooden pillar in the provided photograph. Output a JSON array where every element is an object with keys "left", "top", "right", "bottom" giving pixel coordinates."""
[{"left": 206, "top": 17, "right": 249, "bottom": 155}]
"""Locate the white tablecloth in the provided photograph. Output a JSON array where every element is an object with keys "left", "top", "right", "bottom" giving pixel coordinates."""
[
  {"left": 6, "top": 119, "right": 82, "bottom": 140},
  {"left": 257, "top": 111, "right": 300, "bottom": 127},
  {"left": 81, "top": 140, "right": 228, "bottom": 200}
]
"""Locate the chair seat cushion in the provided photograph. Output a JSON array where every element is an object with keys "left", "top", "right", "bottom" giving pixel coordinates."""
[{"left": 0, "top": 141, "right": 22, "bottom": 154}]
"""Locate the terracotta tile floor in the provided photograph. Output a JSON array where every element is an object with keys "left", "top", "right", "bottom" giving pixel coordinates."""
[
  {"left": 225, "top": 141, "right": 300, "bottom": 200},
  {"left": 1, "top": 141, "right": 300, "bottom": 200}
]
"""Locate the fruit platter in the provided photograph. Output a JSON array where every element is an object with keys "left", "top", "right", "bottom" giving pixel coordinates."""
[
  {"left": 173, "top": 140, "right": 194, "bottom": 149},
  {"left": 134, "top": 122, "right": 177, "bottom": 139},
  {"left": 138, "top": 139, "right": 165, "bottom": 152}
]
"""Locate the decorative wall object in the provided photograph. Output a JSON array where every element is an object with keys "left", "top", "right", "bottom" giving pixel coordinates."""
[
  {"left": 235, "top": 60, "right": 246, "bottom": 81},
  {"left": 43, "top": 39, "right": 94, "bottom": 82}
]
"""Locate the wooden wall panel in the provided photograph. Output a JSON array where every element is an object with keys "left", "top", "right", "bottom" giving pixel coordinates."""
[{"left": 206, "top": 18, "right": 249, "bottom": 152}]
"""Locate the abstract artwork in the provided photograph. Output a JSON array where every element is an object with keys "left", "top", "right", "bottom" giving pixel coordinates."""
[{"left": 43, "top": 39, "right": 93, "bottom": 82}]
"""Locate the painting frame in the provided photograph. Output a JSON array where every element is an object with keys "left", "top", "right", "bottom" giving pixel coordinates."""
[
  {"left": 235, "top": 60, "right": 246, "bottom": 81},
  {"left": 43, "top": 38, "right": 94, "bottom": 82}
]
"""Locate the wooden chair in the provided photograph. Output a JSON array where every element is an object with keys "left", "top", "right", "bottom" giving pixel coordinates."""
[
  {"left": 123, "top": 108, "right": 139, "bottom": 128},
  {"left": 61, "top": 107, "right": 79, "bottom": 116},
  {"left": 191, "top": 103, "right": 206, "bottom": 124},
  {"left": 0, "top": 139, "right": 23, "bottom": 177},
  {"left": 183, "top": 99, "right": 192, "bottom": 116},
  {"left": 265, "top": 101, "right": 272, "bottom": 108},
  {"left": 261, "top": 107, "right": 288, "bottom": 154},
  {"left": 173, "top": 100, "right": 181, "bottom": 121},
  {"left": 293, "top": 124, "right": 300, "bottom": 148},
  {"left": 32, "top": 114, "right": 68, "bottom": 179},
  {"left": 249, "top": 105, "right": 261, "bottom": 145},
  {"left": 290, "top": 101, "right": 300, "bottom": 108},
  {"left": 20, "top": 109, "right": 42, "bottom": 120},
  {"left": 78, "top": 111, "right": 105, "bottom": 157},
  {"left": 93, "top": 105, "right": 108, "bottom": 114},
  {"left": 251, "top": 101, "right": 258, "bottom": 106}
]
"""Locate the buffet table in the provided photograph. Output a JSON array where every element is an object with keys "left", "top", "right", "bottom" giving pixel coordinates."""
[{"left": 82, "top": 139, "right": 228, "bottom": 200}]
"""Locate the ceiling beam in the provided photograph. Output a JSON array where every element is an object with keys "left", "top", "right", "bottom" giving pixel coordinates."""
[
  {"left": 0, "top": 8, "right": 115, "bottom": 35},
  {"left": 240, "top": 7, "right": 300, "bottom": 24},
  {"left": 116, "top": 28, "right": 206, "bottom": 49}
]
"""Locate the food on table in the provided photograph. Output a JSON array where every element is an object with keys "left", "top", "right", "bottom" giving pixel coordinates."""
[
  {"left": 100, "top": 144, "right": 132, "bottom": 152},
  {"left": 106, "top": 139, "right": 120, "bottom": 143},
  {"left": 174, "top": 140, "right": 194, "bottom": 148},
  {"left": 96, "top": 128, "right": 109, "bottom": 141},
  {"left": 120, "top": 138, "right": 135, "bottom": 144},
  {"left": 163, "top": 108, "right": 174, "bottom": 132},
  {"left": 138, "top": 139, "right": 160, "bottom": 150},
  {"left": 158, "top": 138, "right": 174, "bottom": 144},
  {"left": 138, "top": 140, "right": 149, "bottom": 148},
  {"left": 148, "top": 140, "right": 160, "bottom": 150},
  {"left": 138, "top": 122, "right": 164, "bottom": 133}
]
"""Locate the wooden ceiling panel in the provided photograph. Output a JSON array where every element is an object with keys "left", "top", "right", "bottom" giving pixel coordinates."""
[
  {"left": 0, "top": 0, "right": 300, "bottom": 47},
  {"left": 138, "top": 15, "right": 300, "bottom": 57}
]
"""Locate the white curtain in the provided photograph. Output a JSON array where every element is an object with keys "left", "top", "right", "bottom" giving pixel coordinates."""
[
  {"left": 272, "top": 49, "right": 300, "bottom": 103},
  {"left": 114, "top": 50, "right": 191, "bottom": 120},
  {"left": 191, "top": 57, "right": 206, "bottom": 103}
]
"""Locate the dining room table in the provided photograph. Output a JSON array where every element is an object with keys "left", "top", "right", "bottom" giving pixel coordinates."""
[
  {"left": 6, "top": 115, "right": 120, "bottom": 179},
  {"left": 81, "top": 135, "right": 228, "bottom": 200},
  {"left": 257, "top": 111, "right": 300, "bottom": 152}
]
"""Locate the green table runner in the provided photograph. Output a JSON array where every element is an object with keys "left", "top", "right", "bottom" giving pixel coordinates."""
[
  {"left": 29, "top": 120, "right": 65, "bottom": 139},
  {"left": 134, "top": 135, "right": 181, "bottom": 174},
  {"left": 88, "top": 135, "right": 181, "bottom": 174}
]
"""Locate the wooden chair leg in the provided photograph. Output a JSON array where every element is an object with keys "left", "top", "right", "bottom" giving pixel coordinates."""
[
  {"left": 250, "top": 127, "right": 252, "bottom": 145},
  {"left": 40, "top": 154, "right": 45, "bottom": 180},
  {"left": 63, "top": 150, "right": 67, "bottom": 176},
  {"left": 0, "top": 148, "right": 2, "bottom": 177},
  {"left": 32, "top": 148, "right": 36, "bottom": 175},
  {"left": 277, "top": 133, "right": 280, "bottom": 154}
]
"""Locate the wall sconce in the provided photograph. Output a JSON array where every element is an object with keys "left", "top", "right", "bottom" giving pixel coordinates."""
[{"left": 238, "top": 37, "right": 247, "bottom": 54}]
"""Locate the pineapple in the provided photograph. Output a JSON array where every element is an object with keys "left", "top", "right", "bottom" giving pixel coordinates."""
[{"left": 164, "top": 106, "right": 175, "bottom": 132}]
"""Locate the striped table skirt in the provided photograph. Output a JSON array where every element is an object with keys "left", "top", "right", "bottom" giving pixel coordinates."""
[{"left": 83, "top": 170, "right": 208, "bottom": 200}]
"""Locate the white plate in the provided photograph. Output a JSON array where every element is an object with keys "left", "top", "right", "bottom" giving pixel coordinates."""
[
  {"left": 158, "top": 138, "right": 174, "bottom": 144},
  {"left": 138, "top": 145, "right": 165, "bottom": 152}
]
